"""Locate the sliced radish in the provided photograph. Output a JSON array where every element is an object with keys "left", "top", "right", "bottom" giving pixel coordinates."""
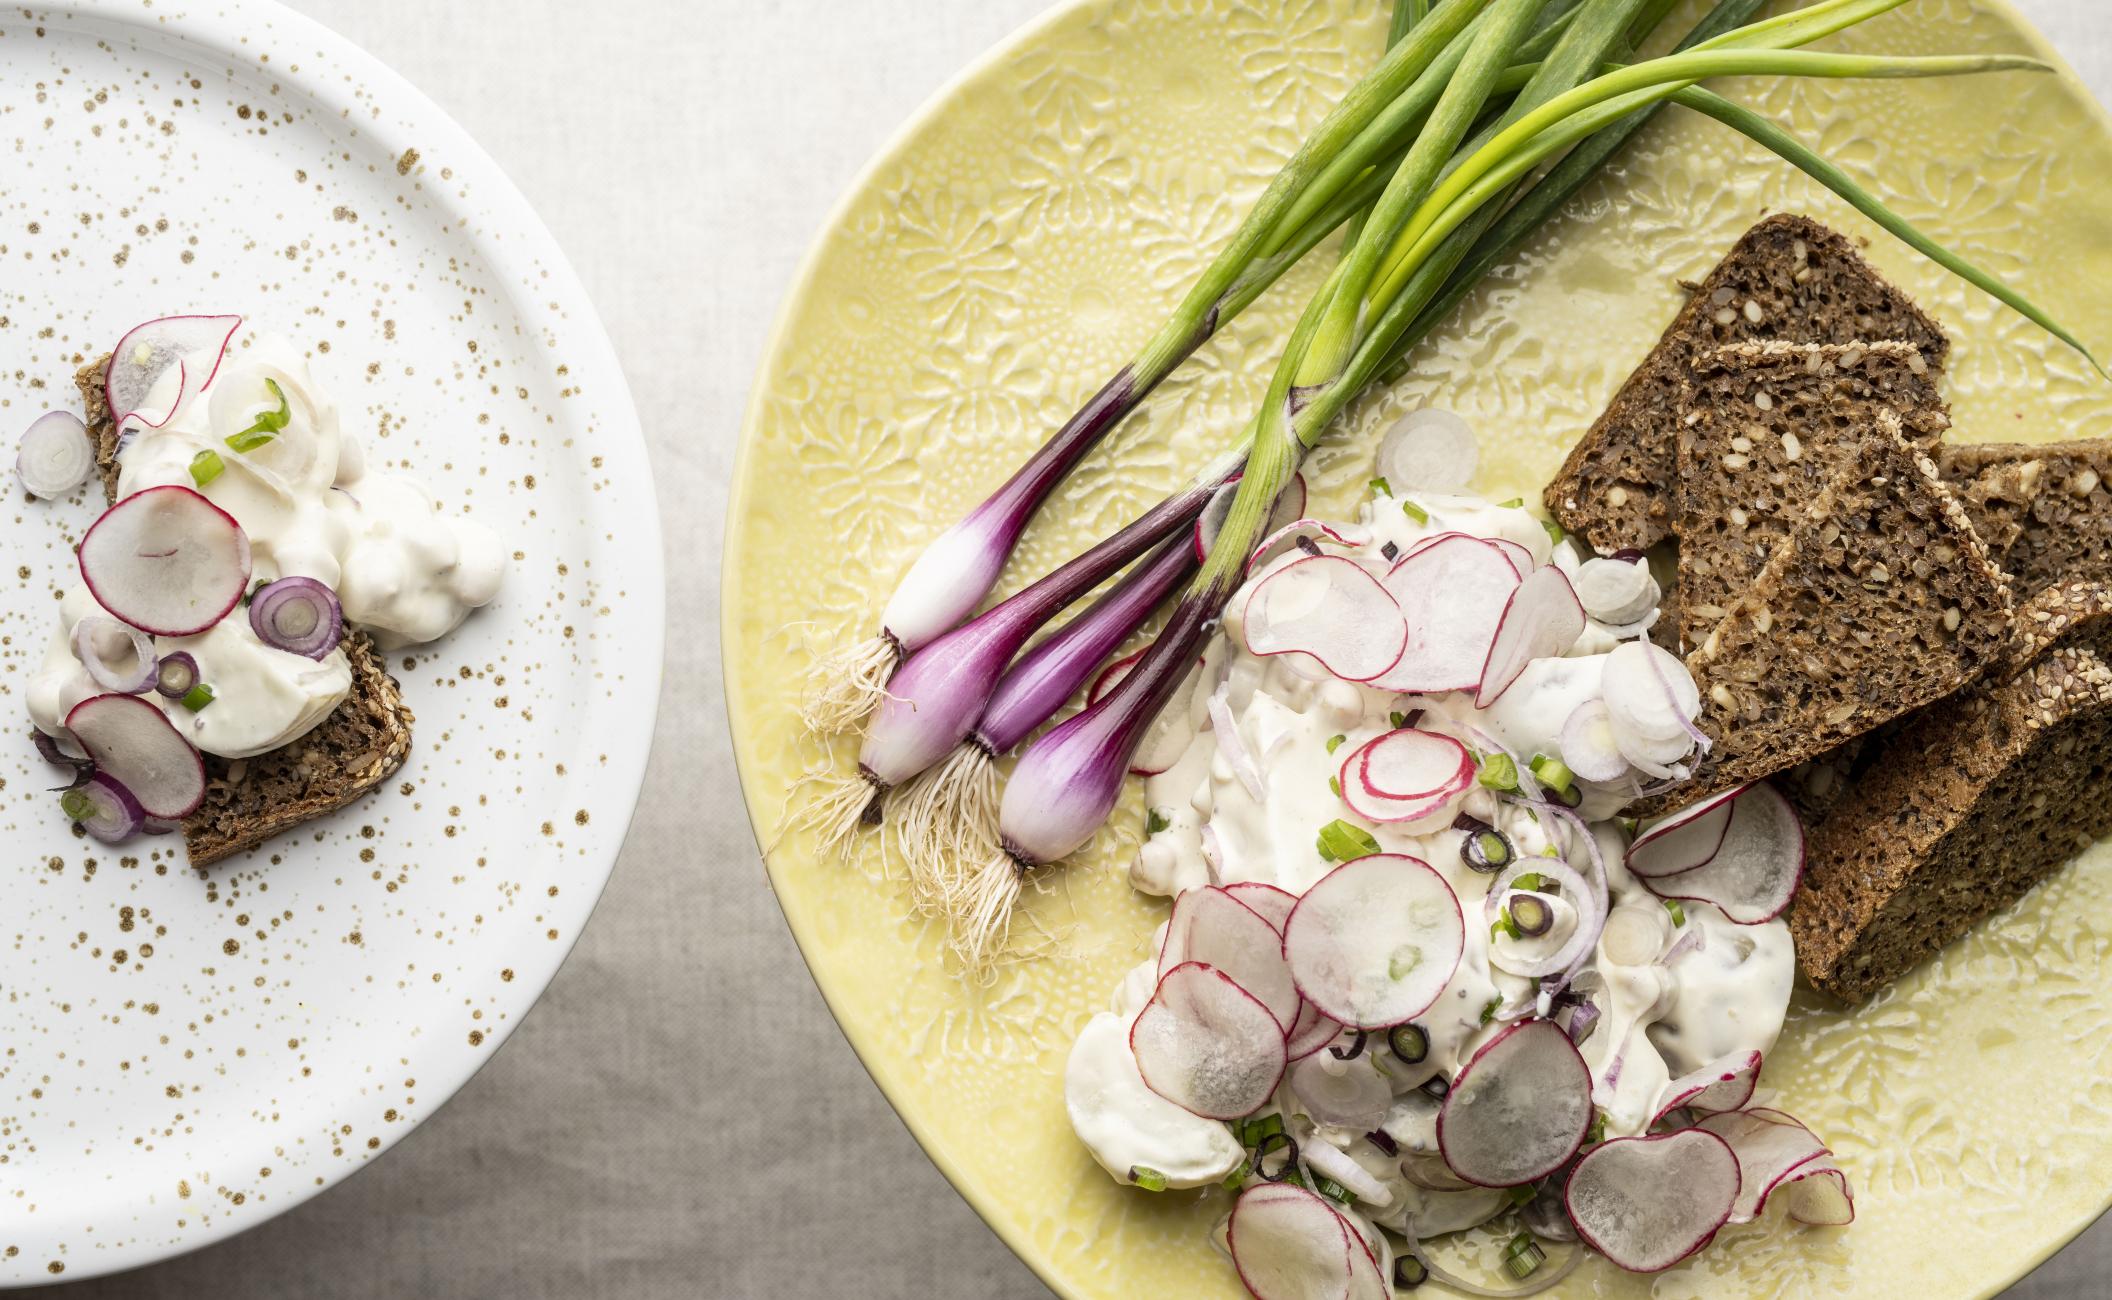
[
  {"left": 1289, "top": 1053, "right": 1393, "bottom": 1130},
  {"left": 78, "top": 486, "right": 252, "bottom": 637},
  {"left": 1242, "top": 554, "right": 1408, "bottom": 684},
  {"left": 105, "top": 314, "right": 242, "bottom": 431},
  {"left": 1558, "top": 699, "right": 1630, "bottom": 784},
  {"left": 1436, "top": 1019, "right": 1593, "bottom": 1188},
  {"left": 1249, "top": 518, "right": 1372, "bottom": 573},
  {"left": 1284, "top": 854, "right": 1462, "bottom": 1029},
  {"left": 1565, "top": 1130, "right": 1741, "bottom": 1273},
  {"left": 1228, "top": 1184, "right": 1355, "bottom": 1300},
  {"left": 1337, "top": 729, "right": 1473, "bottom": 826},
  {"left": 1131, "top": 962, "right": 1288, "bottom": 1121},
  {"left": 1638, "top": 784, "right": 1805, "bottom": 924},
  {"left": 1627, "top": 787, "right": 1743, "bottom": 878},
  {"left": 1285, "top": 1003, "right": 1342, "bottom": 1061},
  {"left": 1092, "top": 651, "right": 1207, "bottom": 777},
  {"left": 1485, "top": 537, "right": 1535, "bottom": 577},
  {"left": 1652, "top": 1051, "right": 1762, "bottom": 1125},
  {"left": 1783, "top": 1161, "right": 1855, "bottom": 1225},
  {"left": 1376, "top": 407, "right": 1478, "bottom": 492},
  {"left": 1196, "top": 472, "right": 1306, "bottom": 564},
  {"left": 1371, "top": 535, "right": 1521, "bottom": 693},
  {"left": 1225, "top": 882, "right": 1298, "bottom": 933},
  {"left": 64, "top": 693, "right": 205, "bottom": 819},
  {"left": 1695, "top": 1107, "right": 1829, "bottom": 1224},
  {"left": 1161, "top": 887, "right": 1300, "bottom": 1032},
  {"left": 17, "top": 410, "right": 95, "bottom": 499},
  {"left": 1474, "top": 565, "right": 1585, "bottom": 708}
]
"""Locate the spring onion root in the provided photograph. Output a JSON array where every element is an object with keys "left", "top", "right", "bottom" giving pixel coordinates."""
[
  {"left": 797, "top": 632, "right": 902, "bottom": 734},
  {"left": 781, "top": 763, "right": 888, "bottom": 863},
  {"left": 952, "top": 847, "right": 1026, "bottom": 978},
  {"left": 891, "top": 743, "right": 1002, "bottom": 915}
]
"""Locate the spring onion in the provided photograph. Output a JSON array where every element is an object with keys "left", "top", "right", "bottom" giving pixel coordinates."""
[
  {"left": 224, "top": 378, "right": 289, "bottom": 453},
  {"left": 1316, "top": 818, "right": 1381, "bottom": 862},
  {"left": 189, "top": 449, "right": 225, "bottom": 487},
  {"left": 181, "top": 683, "right": 216, "bottom": 712},
  {"left": 1389, "top": 1023, "right": 1430, "bottom": 1064},
  {"left": 1503, "top": 1233, "right": 1549, "bottom": 1279},
  {"left": 1478, "top": 752, "right": 1520, "bottom": 792},
  {"left": 1129, "top": 1166, "right": 1168, "bottom": 1192},
  {"left": 1664, "top": 898, "right": 1687, "bottom": 926}
]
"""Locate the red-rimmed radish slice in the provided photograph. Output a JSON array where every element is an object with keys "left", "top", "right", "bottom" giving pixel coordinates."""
[
  {"left": 1337, "top": 729, "right": 1473, "bottom": 826},
  {"left": 1345, "top": 1230, "right": 1387, "bottom": 1300},
  {"left": 1289, "top": 1052, "right": 1394, "bottom": 1131},
  {"left": 1486, "top": 536, "right": 1535, "bottom": 577},
  {"left": 1638, "top": 784, "right": 1805, "bottom": 924},
  {"left": 64, "top": 693, "right": 205, "bottom": 819},
  {"left": 1627, "top": 786, "right": 1743, "bottom": 878},
  {"left": 1249, "top": 518, "right": 1372, "bottom": 573},
  {"left": 1285, "top": 1003, "right": 1342, "bottom": 1062},
  {"left": 1228, "top": 1184, "right": 1356, "bottom": 1300},
  {"left": 1558, "top": 699, "right": 1629, "bottom": 784},
  {"left": 106, "top": 314, "right": 242, "bottom": 431},
  {"left": 1242, "top": 555, "right": 1407, "bottom": 684},
  {"left": 1695, "top": 1107, "right": 1829, "bottom": 1224},
  {"left": 1783, "top": 1161, "right": 1855, "bottom": 1225},
  {"left": 1371, "top": 536, "right": 1521, "bottom": 693},
  {"left": 1161, "top": 887, "right": 1300, "bottom": 1032},
  {"left": 1196, "top": 472, "right": 1306, "bottom": 564},
  {"left": 1565, "top": 1130, "right": 1740, "bottom": 1273},
  {"left": 1131, "top": 962, "right": 1288, "bottom": 1120},
  {"left": 1284, "top": 854, "right": 1462, "bottom": 1029},
  {"left": 1376, "top": 408, "right": 1478, "bottom": 493},
  {"left": 1093, "top": 651, "right": 1207, "bottom": 777},
  {"left": 1087, "top": 649, "right": 1143, "bottom": 705},
  {"left": 16, "top": 410, "right": 95, "bottom": 499},
  {"left": 78, "top": 486, "right": 252, "bottom": 637},
  {"left": 1474, "top": 566, "right": 1585, "bottom": 708},
  {"left": 1653, "top": 1051, "right": 1762, "bottom": 1125},
  {"left": 1225, "top": 882, "right": 1298, "bottom": 933},
  {"left": 1436, "top": 1019, "right": 1593, "bottom": 1188}
]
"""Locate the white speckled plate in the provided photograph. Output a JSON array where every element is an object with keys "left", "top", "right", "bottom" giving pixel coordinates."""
[{"left": 0, "top": 1, "right": 660, "bottom": 1285}]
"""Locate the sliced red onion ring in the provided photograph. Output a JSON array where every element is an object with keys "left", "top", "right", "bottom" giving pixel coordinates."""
[
  {"left": 154, "top": 651, "right": 203, "bottom": 700},
  {"left": 65, "top": 692, "right": 206, "bottom": 819},
  {"left": 72, "top": 616, "right": 158, "bottom": 694},
  {"left": 78, "top": 486, "right": 252, "bottom": 637},
  {"left": 1207, "top": 683, "right": 1266, "bottom": 801},
  {"left": 1376, "top": 407, "right": 1478, "bottom": 493},
  {"left": 106, "top": 314, "right": 242, "bottom": 432},
  {"left": 1242, "top": 555, "right": 1409, "bottom": 684},
  {"left": 1437, "top": 1019, "right": 1593, "bottom": 1188},
  {"left": 1696, "top": 1107, "right": 1830, "bottom": 1224},
  {"left": 1644, "top": 638, "right": 1712, "bottom": 753},
  {"left": 1283, "top": 854, "right": 1462, "bottom": 1029},
  {"left": 1475, "top": 566, "right": 1586, "bottom": 708},
  {"left": 1131, "top": 962, "right": 1288, "bottom": 1120},
  {"left": 62, "top": 771, "right": 146, "bottom": 843},
  {"left": 249, "top": 576, "right": 345, "bottom": 659},
  {"left": 1565, "top": 1130, "right": 1740, "bottom": 1273},
  {"left": 16, "top": 409, "right": 94, "bottom": 499},
  {"left": 1637, "top": 784, "right": 1805, "bottom": 924},
  {"left": 1160, "top": 886, "right": 1300, "bottom": 1033},
  {"left": 1372, "top": 536, "right": 1521, "bottom": 693},
  {"left": 1288, "top": 1053, "right": 1393, "bottom": 1131},
  {"left": 1652, "top": 1051, "right": 1762, "bottom": 1124},
  {"left": 1481, "top": 860, "right": 1597, "bottom": 979},
  {"left": 34, "top": 729, "right": 97, "bottom": 790}
]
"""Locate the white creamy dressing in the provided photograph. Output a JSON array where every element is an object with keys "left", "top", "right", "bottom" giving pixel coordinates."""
[
  {"left": 1064, "top": 484, "right": 1792, "bottom": 1233},
  {"left": 28, "top": 333, "right": 505, "bottom": 758}
]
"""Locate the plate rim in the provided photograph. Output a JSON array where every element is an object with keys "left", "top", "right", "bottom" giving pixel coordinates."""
[
  {"left": 3, "top": 0, "right": 665, "bottom": 1285},
  {"left": 723, "top": 2, "right": 2112, "bottom": 1298}
]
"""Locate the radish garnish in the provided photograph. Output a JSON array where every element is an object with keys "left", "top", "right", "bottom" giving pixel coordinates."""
[
  {"left": 1285, "top": 1003, "right": 1342, "bottom": 1062},
  {"left": 1227, "top": 1184, "right": 1357, "bottom": 1300},
  {"left": 64, "top": 693, "right": 206, "bottom": 819},
  {"left": 1160, "top": 887, "right": 1301, "bottom": 1032},
  {"left": 1637, "top": 783, "right": 1805, "bottom": 924},
  {"left": 1436, "top": 1019, "right": 1593, "bottom": 1188},
  {"left": 1225, "top": 881, "right": 1298, "bottom": 933},
  {"left": 60, "top": 771, "right": 146, "bottom": 843},
  {"left": 1131, "top": 962, "right": 1288, "bottom": 1121},
  {"left": 1371, "top": 535, "right": 1521, "bottom": 693},
  {"left": 16, "top": 410, "right": 94, "bottom": 499},
  {"left": 1242, "top": 554, "right": 1408, "bottom": 684},
  {"left": 1484, "top": 536, "right": 1536, "bottom": 578},
  {"left": 1290, "top": 1052, "right": 1394, "bottom": 1131},
  {"left": 1249, "top": 518, "right": 1372, "bottom": 572},
  {"left": 1337, "top": 729, "right": 1473, "bottom": 826},
  {"left": 1557, "top": 699, "right": 1629, "bottom": 784},
  {"left": 1283, "top": 854, "right": 1463, "bottom": 1029},
  {"left": 78, "top": 486, "right": 252, "bottom": 637},
  {"left": 1783, "top": 1161, "right": 1855, "bottom": 1226},
  {"left": 1695, "top": 1107, "right": 1830, "bottom": 1224},
  {"left": 1652, "top": 1051, "right": 1762, "bottom": 1124},
  {"left": 1376, "top": 407, "right": 1478, "bottom": 493},
  {"left": 1474, "top": 565, "right": 1585, "bottom": 708},
  {"left": 105, "top": 314, "right": 241, "bottom": 432},
  {"left": 1626, "top": 787, "right": 1742, "bottom": 878},
  {"left": 1565, "top": 1130, "right": 1741, "bottom": 1273}
]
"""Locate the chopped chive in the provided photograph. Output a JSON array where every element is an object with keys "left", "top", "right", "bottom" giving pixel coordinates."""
[
  {"left": 1664, "top": 898, "right": 1687, "bottom": 926},
  {"left": 1316, "top": 819, "right": 1379, "bottom": 863},
  {"left": 1328, "top": 775, "right": 1341, "bottom": 797},
  {"left": 1477, "top": 752, "right": 1518, "bottom": 792},
  {"left": 1479, "top": 995, "right": 1502, "bottom": 1025},
  {"left": 1529, "top": 755, "right": 1575, "bottom": 796},
  {"left": 1505, "top": 1184, "right": 1537, "bottom": 1207},
  {"left": 1510, "top": 871, "right": 1550, "bottom": 894},
  {"left": 1401, "top": 499, "right": 1429, "bottom": 526},
  {"left": 60, "top": 788, "right": 93, "bottom": 821},
  {"left": 1221, "top": 1159, "right": 1250, "bottom": 1191},
  {"left": 1129, "top": 1166, "right": 1168, "bottom": 1192},
  {"left": 1146, "top": 808, "right": 1170, "bottom": 835},
  {"left": 181, "top": 683, "right": 216, "bottom": 712},
  {"left": 1502, "top": 1234, "right": 1547, "bottom": 1281},
  {"left": 1325, "top": 734, "right": 1346, "bottom": 754},
  {"left": 1585, "top": 1111, "right": 1608, "bottom": 1146},
  {"left": 188, "top": 449, "right": 225, "bottom": 487},
  {"left": 1314, "top": 1175, "right": 1351, "bottom": 1205},
  {"left": 1491, "top": 910, "right": 1520, "bottom": 942},
  {"left": 1389, "top": 710, "right": 1408, "bottom": 728},
  {"left": 1497, "top": 497, "right": 1524, "bottom": 509},
  {"left": 225, "top": 378, "right": 291, "bottom": 453},
  {"left": 1542, "top": 517, "right": 1564, "bottom": 545},
  {"left": 1368, "top": 475, "right": 1392, "bottom": 497}
]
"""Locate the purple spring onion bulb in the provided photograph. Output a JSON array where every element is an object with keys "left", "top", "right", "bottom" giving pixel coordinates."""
[
  {"left": 154, "top": 651, "right": 203, "bottom": 700},
  {"left": 61, "top": 771, "right": 147, "bottom": 844},
  {"left": 788, "top": 467, "right": 1230, "bottom": 863},
  {"left": 890, "top": 530, "right": 1198, "bottom": 920},
  {"left": 249, "top": 576, "right": 344, "bottom": 659},
  {"left": 16, "top": 409, "right": 95, "bottom": 499},
  {"left": 72, "top": 616, "right": 158, "bottom": 694}
]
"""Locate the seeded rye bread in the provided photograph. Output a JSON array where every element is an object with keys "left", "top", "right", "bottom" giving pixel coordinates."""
[
  {"left": 1543, "top": 212, "right": 1950, "bottom": 553},
  {"left": 1792, "top": 642, "right": 2112, "bottom": 1000},
  {"left": 1672, "top": 340, "right": 1949, "bottom": 648},
  {"left": 1631, "top": 412, "right": 2012, "bottom": 817},
  {"left": 1940, "top": 438, "right": 2112, "bottom": 598},
  {"left": 74, "top": 357, "right": 414, "bottom": 867}
]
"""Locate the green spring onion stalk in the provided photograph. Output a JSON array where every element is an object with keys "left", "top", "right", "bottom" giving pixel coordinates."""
[{"left": 977, "top": 0, "right": 2084, "bottom": 965}]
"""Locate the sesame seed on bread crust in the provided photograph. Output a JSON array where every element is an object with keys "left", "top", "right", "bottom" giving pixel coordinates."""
[{"left": 1941, "top": 438, "right": 2112, "bottom": 599}]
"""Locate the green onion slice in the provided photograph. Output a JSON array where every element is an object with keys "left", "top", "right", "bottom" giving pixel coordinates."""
[
  {"left": 189, "top": 449, "right": 224, "bottom": 487},
  {"left": 1316, "top": 818, "right": 1380, "bottom": 862},
  {"left": 225, "top": 377, "right": 291, "bottom": 453},
  {"left": 181, "top": 683, "right": 217, "bottom": 712}
]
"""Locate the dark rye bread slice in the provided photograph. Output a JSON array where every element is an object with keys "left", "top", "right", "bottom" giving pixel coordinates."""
[
  {"left": 78, "top": 354, "right": 415, "bottom": 866},
  {"left": 1792, "top": 643, "right": 2112, "bottom": 1000},
  {"left": 1673, "top": 340, "right": 1949, "bottom": 646},
  {"left": 1543, "top": 213, "right": 1949, "bottom": 553},
  {"left": 1633, "top": 413, "right": 2012, "bottom": 817},
  {"left": 1941, "top": 438, "right": 2112, "bottom": 598}
]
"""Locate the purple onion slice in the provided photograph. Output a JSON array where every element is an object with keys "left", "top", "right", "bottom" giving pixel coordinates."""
[
  {"left": 61, "top": 771, "right": 146, "bottom": 843},
  {"left": 249, "top": 576, "right": 344, "bottom": 659},
  {"left": 155, "top": 651, "right": 203, "bottom": 699},
  {"left": 16, "top": 409, "right": 94, "bottom": 499},
  {"left": 72, "top": 616, "right": 159, "bottom": 694}
]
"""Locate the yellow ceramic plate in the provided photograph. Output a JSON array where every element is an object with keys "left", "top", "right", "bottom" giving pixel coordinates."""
[{"left": 726, "top": 2, "right": 2112, "bottom": 1295}]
